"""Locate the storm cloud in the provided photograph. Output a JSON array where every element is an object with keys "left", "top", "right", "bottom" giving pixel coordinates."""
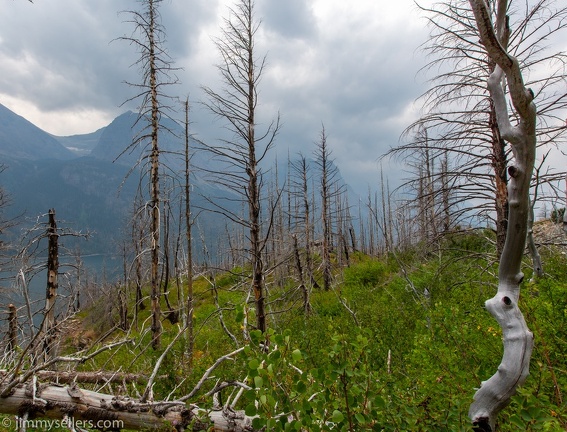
[{"left": 0, "top": 0, "right": 431, "bottom": 193}]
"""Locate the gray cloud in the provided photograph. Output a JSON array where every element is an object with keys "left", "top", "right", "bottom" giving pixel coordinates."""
[
  {"left": 0, "top": 0, "right": 431, "bottom": 194},
  {"left": 258, "top": 0, "right": 316, "bottom": 39}
]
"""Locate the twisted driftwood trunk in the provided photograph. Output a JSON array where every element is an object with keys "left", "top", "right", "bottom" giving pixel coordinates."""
[{"left": 468, "top": 0, "right": 535, "bottom": 429}]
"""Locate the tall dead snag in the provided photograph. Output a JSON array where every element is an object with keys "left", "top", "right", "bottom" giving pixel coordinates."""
[
  {"left": 42, "top": 208, "right": 59, "bottom": 361},
  {"left": 202, "top": 0, "right": 279, "bottom": 334},
  {"left": 290, "top": 155, "right": 319, "bottom": 294},
  {"left": 468, "top": 0, "right": 535, "bottom": 429},
  {"left": 292, "top": 234, "right": 311, "bottom": 314},
  {"left": 314, "top": 126, "right": 342, "bottom": 291},
  {"left": 183, "top": 97, "right": 194, "bottom": 364},
  {"left": 147, "top": 0, "right": 162, "bottom": 350},
  {"left": 120, "top": 0, "right": 178, "bottom": 349}
]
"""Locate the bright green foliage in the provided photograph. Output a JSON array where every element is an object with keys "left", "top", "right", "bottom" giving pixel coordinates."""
[
  {"left": 343, "top": 258, "right": 387, "bottom": 287},
  {"left": 238, "top": 233, "right": 567, "bottom": 430},
  {"left": 56, "top": 230, "right": 566, "bottom": 431}
]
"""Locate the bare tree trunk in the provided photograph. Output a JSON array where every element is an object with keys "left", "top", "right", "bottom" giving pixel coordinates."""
[
  {"left": 299, "top": 156, "right": 318, "bottom": 289},
  {"left": 527, "top": 198, "right": 543, "bottom": 278},
  {"left": 133, "top": 214, "right": 145, "bottom": 328},
  {"left": 468, "top": 0, "right": 536, "bottom": 428},
  {"left": 43, "top": 209, "right": 59, "bottom": 362},
  {"left": 247, "top": 37, "right": 267, "bottom": 333},
  {"left": 161, "top": 198, "right": 178, "bottom": 324},
  {"left": 7, "top": 304, "right": 17, "bottom": 355},
  {"left": 120, "top": 0, "right": 179, "bottom": 348},
  {"left": 293, "top": 234, "right": 311, "bottom": 314},
  {"left": 440, "top": 152, "right": 451, "bottom": 233},
  {"left": 380, "top": 169, "right": 391, "bottom": 252},
  {"left": 118, "top": 284, "right": 129, "bottom": 331},
  {"left": 184, "top": 97, "right": 194, "bottom": 365},
  {"left": 120, "top": 244, "right": 129, "bottom": 331},
  {"left": 423, "top": 131, "right": 437, "bottom": 242},
  {"left": 358, "top": 200, "right": 367, "bottom": 255},
  {"left": 418, "top": 167, "right": 427, "bottom": 244},
  {"left": 202, "top": 0, "right": 279, "bottom": 334},
  {"left": 148, "top": 0, "right": 162, "bottom": 350},
  {"left": 317, "top": 127, "right": 332, "bottom": 291}
]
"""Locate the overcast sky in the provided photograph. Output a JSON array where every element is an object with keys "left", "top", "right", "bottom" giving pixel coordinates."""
[{"left": 1, "top": 0, "right": 444, "bottom": 193}]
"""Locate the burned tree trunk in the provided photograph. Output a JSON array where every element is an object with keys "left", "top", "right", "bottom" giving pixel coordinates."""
[
  {"left": 7, "top": 304, "right": 17, "bottom": 355},
  {"left": 202, "top": 0, "right": 279, "bottom": 334},
  {"left": 184, "top": 97, "right": 195, "bottom": 365},
  {"left": 316, "top": 126, "right": 333, "bottom": 291},
  {"left": 43, "top": 209, "right": 59, "bottom": 362},
  {"left": 292, "top": 234, "right": 311, "bottom": 315},
  {"left": 489, "top": 96, "right": 509, "bottom": 259}
]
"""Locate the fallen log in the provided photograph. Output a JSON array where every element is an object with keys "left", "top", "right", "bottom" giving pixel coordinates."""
[
  {"left": 0, "top": 370, "right": 161, "bottom": 385},
  {"left": 0, "top": 382, "right": 256, "bottom": 431}
]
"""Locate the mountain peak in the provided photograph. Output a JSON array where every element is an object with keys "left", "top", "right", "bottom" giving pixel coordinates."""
[{"left": 0, "top": 103, "right": 75, "bottom": 161}]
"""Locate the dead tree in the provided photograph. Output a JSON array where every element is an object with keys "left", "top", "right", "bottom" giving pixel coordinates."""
[
  {"left": 42, "top": 209, "right": 59, "bottom": 362},
  {"left": 12, "top": 209, "right": 85, "bottom": 363},
  {"left": 290, "top": 155, "right": 319, "bottom": 290},
  {"left": 201, "top": 0, "right": 280, "bottom": 334},
  {"left": 120, "top": 0, "right": 179, "bottom": 349},
  {"left": 314, "top": 126, "right": 343, "bottom": 291},
  {"left": 183, "top": 97, "right": 195, "bottom": 364},
  {"left": 0, "top": 341, "right": 257, "bottom": 431},
  {"left": 468, "top": 0, "right": 536, "bottom": 428},
  {"left": 6, "top": 304, "right": 17, "bottom": 356},
  {"left": 389, "top": 0, "right": 567, "bottom": 257},
  {"left": 131, "top": 193, "right": 148, "bottom": 329},
  {"left": 292, "top": 234, "right": 311, "bottom": 314}
]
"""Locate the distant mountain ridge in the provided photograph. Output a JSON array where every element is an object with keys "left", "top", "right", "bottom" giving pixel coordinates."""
[
  {"left": 0, "top": 103, "right": 357, "bottom": 258},
  {"left": 0, "top": 103, "right": 75, "bottom": 160},
  {"left": 0, "top": 104, "right": 223, "bottom": 256}
]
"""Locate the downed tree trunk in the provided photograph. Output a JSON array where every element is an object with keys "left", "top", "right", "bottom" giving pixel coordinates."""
[
  {"left": 0, "top": 383, "right": 256, "bottom": 431},
  {"left": 0, "top": 371, "right": 164, "bottom": 385}
]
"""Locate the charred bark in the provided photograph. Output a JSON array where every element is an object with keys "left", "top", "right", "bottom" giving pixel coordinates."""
[{"left": 43, "top": 209, "right": 59, "bottom": 362}]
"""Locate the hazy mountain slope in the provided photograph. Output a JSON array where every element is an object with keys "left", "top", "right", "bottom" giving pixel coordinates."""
[
  {"left": 0, "top": 103, "right": 75, "bottom": 160},
  {"left": 0, "top": 105, "right": 233, "bottom": 256},
  {"left": 0, "top": 104, "right": 358, "bottom": 258},
  {"left": 2, "top": 156, "right": 139, "bottom": 253}
]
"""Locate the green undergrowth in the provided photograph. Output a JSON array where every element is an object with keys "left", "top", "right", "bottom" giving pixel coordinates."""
[{"left": 41, "top": 230, "right": 567, "bottom": 430}]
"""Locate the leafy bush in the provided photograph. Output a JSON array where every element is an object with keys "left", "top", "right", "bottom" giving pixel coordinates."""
[{"left": 343, "top": 259, "right": 387, "bottom": 288}]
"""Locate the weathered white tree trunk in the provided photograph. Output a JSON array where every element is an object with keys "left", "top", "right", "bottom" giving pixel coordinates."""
[
  {"left": 0, "top": 383, "right": 256, "bottom": 431},
  {"left": 468, "top": 0, "right": 535, "bottom": 430}
]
